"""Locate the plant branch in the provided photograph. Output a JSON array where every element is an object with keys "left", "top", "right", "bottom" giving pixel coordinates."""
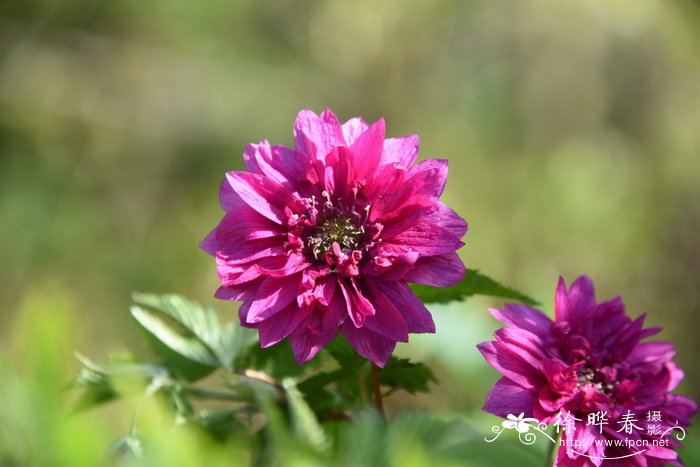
[
  {"left": 184, "top": 386, "right": 247, "bottom": 401},
  {"left": 371, "top": 364, "right": 385, "bottom": 418},
  {"left": 235, "top": 368, "right": 280, "bottom": 388},
  {"left": 234, "top": 368, "right": 285, "bottom": 398}
]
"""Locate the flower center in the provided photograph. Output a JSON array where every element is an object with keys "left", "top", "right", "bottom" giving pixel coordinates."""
[
  {"left": 576, "top": 366, "right": 616, "bottom": 395},
  {"left": 307, "top": 216, "right": 365, "bottom": 260}
]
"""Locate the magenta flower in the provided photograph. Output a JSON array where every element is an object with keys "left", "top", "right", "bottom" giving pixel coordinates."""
[
  {"left": 478, "top": 276, "right": 696, "bottom": 466},
  {"left": 202, "top": 109, "right": 467, "bottom": 367}
]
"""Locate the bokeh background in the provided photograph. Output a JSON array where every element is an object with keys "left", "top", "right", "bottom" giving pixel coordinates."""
[{"left": 1, "top": 0, "right": 699, "bottom": 465}]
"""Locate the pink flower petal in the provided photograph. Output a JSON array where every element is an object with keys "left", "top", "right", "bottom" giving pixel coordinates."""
[
  {"left": 375, "top": 281, "right": 435, "bottom": 334},
  {"left": 567, "top": 275, "right": 596, "bottom": 310},
  {"left": 216, "top": 238, "right": 285, "bottom": 265},
  {"left": 341, "top": 117, "right": 369, "bottom": 145},
  {"left": 489, "top": 304, "right": 552, "bottom": 339},
  {"left": 225, "top": 171, "right": 295, "bottom": 224},
  {"left": 554, "top": 276, "right": 572, "bottom": 322},
  {"left": 422, "top": 202, "right": 468, "bottom": 239},
  {"left": 319, "top": 280, "right": 347, "bottom": 333},
  {"left": 482, "top": 377, "right": 538, "bottom": 418},
  {"left": 205, "top": 208, "right": 284, "bottom": 256},
  {"left": 380, "top": 134, "right": 419, "bottom": 168},
  {"left": 361, "top": 281, "right": 409, "bottom": 342},
  {"left": 258, "top": 303, "right": 312, "bottom": 348},
  {"left": 293, "top": 108, "right": 344, "bottom": 161},
  {"left": 339, "top": 279, "right": 375, "bottom": 328},
  {"left": 247, "top": 275, "right": 301, "bottom": 323},
  {"left": 402, "top": 252, "right": 465, "bottom": 287},
  {"left": 203, "top": 108, "right": 468, "bottom": 368},
  {"left": 219, "top": 178, "right": 245, "bottom": 212},
  {"left": 350, "top": 118, "right": 385, "bottom": 181},
  {"left": 493, "top": 327, "right": 546, "bottom": 360},
  {"left": 477, "top": 341, "right": 544, "bottom": 391},
  {"left": 243, "top": 141, "right": 309, "bottom": 188},
  {"left": 409, "top": 158, "right": 449, "bottom": 197},
  {"left": 289, "top": 328, "right": 337, "bottom": 364},
  {"left": 214, "top": 282, "right": 260, "bottom": 302},
  {"left": 254, "top": 253, "right": 309, "bottom": 278},
  {"left": 341, "top": 321, "right": 396, "bottom": 367},
  {"left": 385, "top": 222, "right": 464, "bottom": 256}
]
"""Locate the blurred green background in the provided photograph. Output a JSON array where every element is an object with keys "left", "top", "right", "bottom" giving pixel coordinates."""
[{"left": 1, "top": 0, "right": 699, "bottom": 465}]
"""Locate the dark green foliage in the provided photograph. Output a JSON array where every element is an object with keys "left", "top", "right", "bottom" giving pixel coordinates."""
[
  {"left": 234, "top": 339, "right": 306, "bottom": 380},
  {"left": 130, "top": 293, "right": 250, "bottom": 381},
  {"left": 411, "top": 269, "right": 539, "bottom": 306},
  {"left": 73, "top": 288, "right": 542, "bottom": 465},
  {"left": 380, "top": 358, "right": 437, "bottom": 395},
  {"left": 73, "top": 352, "right": 167, "bottom": 411},
  {"left": 192, "top": 408, "right": 247, "bottom": 442}
]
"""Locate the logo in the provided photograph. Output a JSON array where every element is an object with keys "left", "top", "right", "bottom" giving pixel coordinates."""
[{"left": 485, "top": 410, "right": 686, "bottom": 461}]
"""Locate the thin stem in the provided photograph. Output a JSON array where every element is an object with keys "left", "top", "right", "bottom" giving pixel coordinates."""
[
  {"left": 184, "top": 386, "right": 247, "bottom": 401},
  {"left": 357, "top": 368, "right": 370, "bottom": 406},
  {"left": 371, "top": 364, "right": 385, "bottom": 418},
  {"left": 545, "top": 429, "right": 561, "bottom": 467},
  {"left": 351, "top": 349, "right": 370, "bottom": 406},
  {"left": 235, "top": 368, "right": 281, "bottom": 388},
  {"left": 234, "top": 368, "right": 285, "bottom": 398}
]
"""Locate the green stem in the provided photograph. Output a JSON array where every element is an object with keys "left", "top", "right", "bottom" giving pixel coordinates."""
[
  {"left": 545, "top": 429, "right": 561, "bottom": 467},
  {"left": 357, "top": 368, "right": 370, "bottom": 405},
  {"left": 352, "top": 350, "right": 370, "bottom": 406},
  {"left": 234, "top": 368, "right": 286, "bottom": 399},
  {"left": 371, "top": 364, "right": 385, "bottom": 418},
  {"left": 184, "top": 386, "right": 246, "bottom": 401}
]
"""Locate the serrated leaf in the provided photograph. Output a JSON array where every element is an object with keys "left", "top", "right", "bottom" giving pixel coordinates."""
[
  {"left": 379, "top": 357, "right": 437, "bottom": 395},
  {"left": 130, "top": 305, "right": 218, "bottom": 381},
  {"left": 129, "top": 294, "right": 249, "bottom": 380},
  {"left": 389, "top": 413, "right": 542, "bottom": 466},
  {"left": 73, "top": 367, "right": 118, "bottom": 410},
  {"left": 106, "top": 435, "right": 143, "bottom": 461},
  {"left": 169, "top": 383, "right": 194, "bottom": 417},
  {"left": 321, "top": 335, "right": 373, "bottom": 409},
  {"left": 338, "top": 411, "right": 387, "bottom": 465},
  {"left": 324, "top": 334, "right": 364, "bottom": 370},
  {"left": 297, "top": 369, "right": 350, "bottom": 414},
  {"left": 235, "top": 340, "right": 305, "bottom": 380},
  {"left": 194, "top": 408, "right": 247, "bottom": 442},
  {"left": 215, "top": 323, "right": 255, "bottom": 372},
  {"left": 298, "top": 369, "right": 350, "bottom": 393},
  {"left": 410, "top": 269, "right": 539, "bottom": 306},
  {"left": 130, "top": 305, "right": 219, "bottom": 366},
  {"left": 73, "top": 353, "right": 167, "bottom": 411},
  {"left": 282, "top": 378, "right": 330, "bottom": 454}
]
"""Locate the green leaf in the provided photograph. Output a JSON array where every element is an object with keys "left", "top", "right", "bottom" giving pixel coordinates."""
[
  {"left": 235, "top": 340, "right": 305, "bottom": 380},
  {"left": 337, "top": 411, "right": 387, "bottom": 466},
  {"left": 169, "top": 383, "right": 194, "bottom": 418},
  {"left": 73, "top": 358, "right": 119, "bottom": 410},
  {"left": 379, "top": 357, "right": 437, "bottom": 395},
  {"left": 321, "top": 335, "right": 372, "bottom": 408},
  {"left": 73, "top": 353, "right": 167, "bottom": 411},
  {"left": 132, "top": 294, "right": 220, "bottom": 347},
  {"left": 324, "top": 334, "right": 364, "bottom": 370},
  {"left": 410, "top": 269, "right": 539, "bottom": 306},
  {"left": 193, "top": 408, "right": 247, "bottom": 442},
  {"left": 297, "top": 369, "right": 350, "bottom": 393},
  {"left": 297, "top": 369, "right": 349, "bottom": 415},
  {"left": 215, "top": 322, "right": 255, "bottom": 372},
  {"left": 130, "top": 293, "right": 249, "bottom": 381},
  {"left": 106, "top": 435, "right": 143, "bottom": 461},
  {"left": 282, "top": 378, "right": 330, "bottom": 454},
  {"left": 130, "top": 305, "right": 218, "bottom": 381},
  {"left": 387, "top": 413, "right": 542, "bottom": 467}
]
